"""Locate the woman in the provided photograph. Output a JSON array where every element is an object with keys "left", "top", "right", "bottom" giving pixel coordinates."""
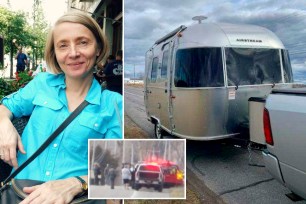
[{"left": 0, "top": 11, "right": 122, "bottom": 203}]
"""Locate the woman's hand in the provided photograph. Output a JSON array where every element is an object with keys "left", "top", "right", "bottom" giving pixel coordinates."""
[
  {"left": 20, "top": 177, "right": 83, "bottom": 204},
  {"left": 0, "top": 105, "right": 26, "bottom": 168}
]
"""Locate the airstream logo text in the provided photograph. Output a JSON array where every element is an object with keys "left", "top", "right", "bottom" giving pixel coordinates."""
[{"left": 236, "top": 39, "right": 262, "bottom": 43}]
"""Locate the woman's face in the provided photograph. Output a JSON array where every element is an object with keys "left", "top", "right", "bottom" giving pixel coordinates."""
[{"left": 53, "top": 22, "right": 100, "bottom": 79}]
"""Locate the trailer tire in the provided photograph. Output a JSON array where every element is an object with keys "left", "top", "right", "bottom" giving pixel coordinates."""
[{"left": 155, "top": 123, "right": 164, "bottom": 139}]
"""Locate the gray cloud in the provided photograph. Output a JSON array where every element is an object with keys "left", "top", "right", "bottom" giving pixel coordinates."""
[{"left": 124, "top": 0, "right": 306, "bottom": 78}]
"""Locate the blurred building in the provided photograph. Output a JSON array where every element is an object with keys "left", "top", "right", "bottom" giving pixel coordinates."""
[{"left": 67, "top": 0, "right": 122, "bottom": 57}]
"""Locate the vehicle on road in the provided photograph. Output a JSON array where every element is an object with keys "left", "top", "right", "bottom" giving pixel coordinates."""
[
  {"left": 160, "top": 162, "right": 184, "bottom": 187},
  {"left": 134, "top": 163, "right": 164, "bottom": 192},
  {"left": 144, "top": 16, "right": 294, "bottom": 140},
  {"left": 263, "top": 88, "right": 306, "bottom": 200}
]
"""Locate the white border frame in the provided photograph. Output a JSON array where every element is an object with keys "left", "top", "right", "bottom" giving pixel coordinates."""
[{"left": 88, "top": 138, "right": 186, "bottom": 200}]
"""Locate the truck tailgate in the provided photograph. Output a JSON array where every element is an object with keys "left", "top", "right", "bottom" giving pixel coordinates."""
[
  {"left": 266, "top": 92, "right": 306, "bottom": 197},
  {"left": 266, "top": 93, "right": 306, "bottom": 171}
]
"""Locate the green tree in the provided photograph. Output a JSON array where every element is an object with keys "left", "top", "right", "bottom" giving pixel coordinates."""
[
  {"left": 0, "top": 7, "right": 32, "bottom": 77},
  {"left": 0, "top": 7, "right": 29, "bottom": 54},
  {"left": 0, "top": 4, "right": 48, "bottom": 75},
  {"left": 30, "top": 0, "right": 48, "bottom": 67}
]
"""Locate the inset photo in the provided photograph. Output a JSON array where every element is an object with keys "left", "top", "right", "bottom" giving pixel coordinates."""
[{"left": 88, "top": 139, "right": 186, "bottom": 199}]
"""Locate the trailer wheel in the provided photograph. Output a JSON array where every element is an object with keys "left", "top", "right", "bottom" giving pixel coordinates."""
[{"left": 155, "top": 123, "right": 164, "bottom": 139}]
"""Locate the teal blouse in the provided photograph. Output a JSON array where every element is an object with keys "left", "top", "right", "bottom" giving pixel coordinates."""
[{"left": 1, "top": 72, "right": 122, "bottom": 181}]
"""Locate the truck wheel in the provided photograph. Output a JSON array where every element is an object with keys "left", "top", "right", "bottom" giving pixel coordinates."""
[
  {"left": 155, "top": 123, "right": 164, "bottom": 139},
  {"left": 158, "top": 184, "right": 163, "bottom": 192},
  {"left": 135, "top": 184, "right": 140, "bottom": 190}
]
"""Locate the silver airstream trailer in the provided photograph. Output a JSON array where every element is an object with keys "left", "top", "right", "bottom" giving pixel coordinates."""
[{"left": 144, "top": 16, "right": 294, "bottom": 140}]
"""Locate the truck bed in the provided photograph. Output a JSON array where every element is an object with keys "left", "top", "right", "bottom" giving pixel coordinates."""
[{"left": 264, "top": 88, "right": 306, "bottom": 199}]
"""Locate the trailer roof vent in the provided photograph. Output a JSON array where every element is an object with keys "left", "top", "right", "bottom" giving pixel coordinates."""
[{"left": 192, "top": 15, "right": 207, "bottom": 24}]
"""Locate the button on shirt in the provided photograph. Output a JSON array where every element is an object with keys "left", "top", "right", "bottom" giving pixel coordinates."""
[{"left": 1, "top": 72, "right": 122, "bottom": 181}]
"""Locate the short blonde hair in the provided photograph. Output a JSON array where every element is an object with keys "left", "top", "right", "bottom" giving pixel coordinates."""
[{"left": 45, "top": 11, "right": 109, "bottom": 74}]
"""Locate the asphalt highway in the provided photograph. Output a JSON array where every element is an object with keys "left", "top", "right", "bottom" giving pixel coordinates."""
[{"left": 124, "top": 85, "right": 306, "bottom": 204}]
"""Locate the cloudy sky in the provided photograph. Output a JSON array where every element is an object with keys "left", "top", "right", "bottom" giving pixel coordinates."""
[{"left": 124, "top": 0, "right": 306, "bottom": 79}]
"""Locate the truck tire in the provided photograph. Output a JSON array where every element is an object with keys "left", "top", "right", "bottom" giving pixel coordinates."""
[
  {"left": 135, "top": 184, "right": 140, "bottom": 190},
  {"left": 158, "top": 183, "right": 163, "bottom": 192},
  {"left": 154, "top": 123, "right": 164, "bottom": 139}
]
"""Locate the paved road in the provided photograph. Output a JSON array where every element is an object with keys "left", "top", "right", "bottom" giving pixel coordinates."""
[
  {"left": 124, "top": 86, "right": 155, "bottom": 136},
  {"left": 124, "top": 85, "right": 306, "bottom": 204},
  {"left": 89, "top": 185, "right": 184, "bottom": 199}
]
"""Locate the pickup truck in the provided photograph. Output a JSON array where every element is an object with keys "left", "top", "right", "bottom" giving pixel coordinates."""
[
  {"left": 263, "top": 88, "right": 306, "bottom": 200},
  {"left": 134, "top": 163, "right": 164, "bottom": 192}
]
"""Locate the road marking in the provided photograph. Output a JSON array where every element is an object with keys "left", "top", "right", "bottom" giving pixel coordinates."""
[{"left": 125, "top": 91, "right": 142, "bottom": 97}]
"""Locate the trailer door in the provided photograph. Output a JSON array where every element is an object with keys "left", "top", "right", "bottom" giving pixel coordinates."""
[
  {"left": 159, "top": 48, "right": 171, "bottom": 130},
  {"left": 146, "top": 56, "right": 160, "bottom": 119}
]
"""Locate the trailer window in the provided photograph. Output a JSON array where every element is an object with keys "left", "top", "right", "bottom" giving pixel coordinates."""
[
  {"left": 151, "top": 57, "right": 158, "bottom": 81},
  {"left": 174, "top": 48, "right": 224, "bottom": 87},
  {"left": 161, "top": 50, "right": 169, "bottom": 78},
  {"left": 281, "top": 49, "right": 293, "bottom": 83},
  {"left": 225, "top": 48, "right": 282, "bottom": 86}
]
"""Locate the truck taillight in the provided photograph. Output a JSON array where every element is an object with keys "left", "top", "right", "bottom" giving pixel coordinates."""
[{"left": 263, "top": 108, "right": 274, "bottom": 145}]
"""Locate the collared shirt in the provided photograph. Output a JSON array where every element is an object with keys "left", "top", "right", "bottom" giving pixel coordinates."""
[{"left": 1, "top": 72, "right": 122, "bottom": 181}]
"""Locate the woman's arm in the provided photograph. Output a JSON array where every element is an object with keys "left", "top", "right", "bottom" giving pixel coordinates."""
[
  {"left": 0, "top": 104, "right": 13, "bottom": 120},
  {"left": 0, "top": 105, "right": 26, "bottom": 168},
  {"left": 20, "top": 175, "right": 88, "bottom": 204}
]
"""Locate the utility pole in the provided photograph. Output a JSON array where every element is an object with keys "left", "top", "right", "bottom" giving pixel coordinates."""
[
  {"left": 131, "top": 143, "right": 134, "bottom": 165},
  {"left": 123, "top": 141, "right": 126, "bottom": 163},
  {"left": 104, "top": 140, "right": 108, "bottom": 151},
  {"left": 10, "top": 39, "right": 13, "bottom": 79},
  {"left": 7, "top": 0, "right": 11, "bottom": 8},
  {"left": 168, "top": 141, "right": 171, "bottom": 161},
  {"left": 91, "top": 141, "right": 96, "bottom": 170},
  {"left": 9, "top": 29, "right": 16, "bottom": 79},
  {"left": 164, "top": 141, "right": 167, "bottom": 161},
  {"left": 133, "top": 64, "right": 136, "bottom": 84}
]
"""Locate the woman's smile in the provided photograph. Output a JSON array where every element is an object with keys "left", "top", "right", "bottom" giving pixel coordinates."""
[
  {"left": 53, "top": 22, "right": 99, "bottom": 79},
  {"left": 67, "top": 61, "right": 85, "bottom": 69}
]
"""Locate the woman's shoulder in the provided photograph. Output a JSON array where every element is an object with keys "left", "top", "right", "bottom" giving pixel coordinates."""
[
  {"left": 101, "top": 89, "right": 122, "bottom": 102},
  {"left": 32, "top": 72, "right": 64, "bottom": 85},
  {"left": 33, "top": 72, "right": 59, "bottom": 80}
]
